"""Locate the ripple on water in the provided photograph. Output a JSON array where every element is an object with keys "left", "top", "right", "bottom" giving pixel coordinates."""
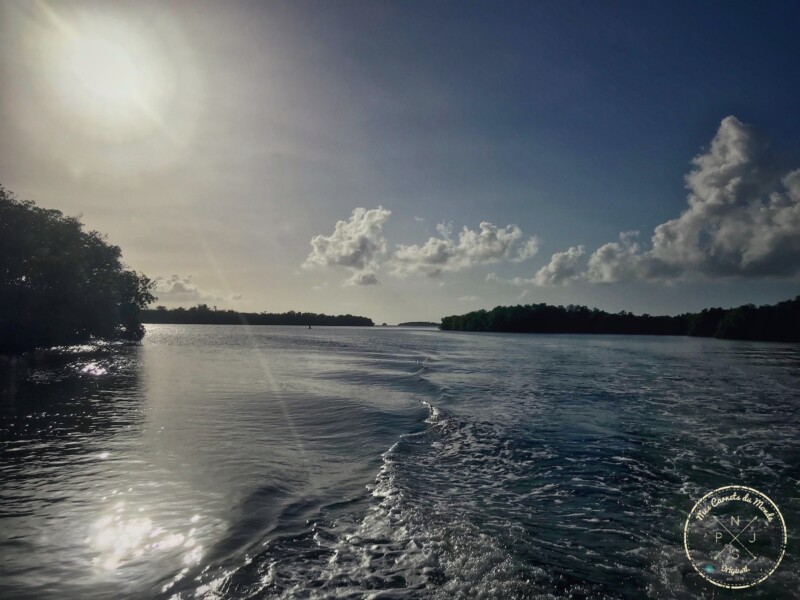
[{"left": 1, "top": 329, "right": 799, "bottom": 599}]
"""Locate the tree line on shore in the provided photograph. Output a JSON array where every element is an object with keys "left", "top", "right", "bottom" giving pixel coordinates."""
[
  {"left": 1, "top": 184, "right": 376, "bottom": 354},
  {"left": 1, "top": 186, "right": 154, "bottom": 354},
  {"left": 142, "top": 304, "right": 373, "bottom": 326},
  {"left": 440, "top": 297, "right": 800, "bottom": 342}
]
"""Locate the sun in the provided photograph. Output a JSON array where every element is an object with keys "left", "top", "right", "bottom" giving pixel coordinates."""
[
  {"left": 37, "top": 6, "right": 171, "bottom": 138},
  {"left": 66, "top": 36, "right": 144, "bottom": 109},
  {"left": 9, "top": 2, "right": 199, "bottom": 175}
]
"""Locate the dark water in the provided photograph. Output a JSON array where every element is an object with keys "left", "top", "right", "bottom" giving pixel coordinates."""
[{"left": 1, "top": 326, "right": 799, "bottom": 599}]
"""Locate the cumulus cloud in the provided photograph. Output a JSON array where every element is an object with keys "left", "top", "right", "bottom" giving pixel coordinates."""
[
  {"left": 585, "top": 231, "right": 642, "bottom": 283},
  {"left": 486, "top": 246, "right": 586, "bottom": 288},
  {"left": 392, "top": 221, "right": 539, "bottom": 277},
  {"left": 512, "top": 235, "right": 541, "bottom": 262},
  {"left": 587, "top": 116, "right": 800, "bottom": 282},
  {"left": 304, "top": 207, "right": 391, "bottom": 285},
  {"left": 533, "top": 245, "right": 586, "bottom": 286},
  {"left": 153, "top": 275, "right": 241, "bottom": 305},
  {"left": 306, "top": 210, "right": 541, "bottom": 283},
  {"left": 486, "top": 246, "right": 586, "bottom": 287},
  {"left": 344, "top": 271, "right": 379, "bottom": 286}
]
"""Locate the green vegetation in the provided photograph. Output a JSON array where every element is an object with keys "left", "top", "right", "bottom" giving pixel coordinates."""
[
  {"left": 1, "top": 185, "right": 155, "bottom": 353},
  {"left": 142, "top": 304, "right": 373, "bottom": 326},
  {"left": 440, "top": 297, "right": 800, "bottom": 342},
  {"left": 398, "top": 321, "right": 439, "bottom": 327}
]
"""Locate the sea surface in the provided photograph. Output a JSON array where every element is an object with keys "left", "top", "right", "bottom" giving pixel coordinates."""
[{"left": 1, "top": 325, "right": 799, "bottom": 599}]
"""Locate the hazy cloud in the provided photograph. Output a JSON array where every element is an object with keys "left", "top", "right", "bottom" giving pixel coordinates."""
[
  {"left": 344, "top": 271, "right": 380, "bottom": 286},
  {"left": 486, "top": 245, "right": 586, "bottom": 287},
  {"left": 512, "top": 235, "right": 541, "bottom": 262},
  {"left": 486, "top": 272, "right": 531, "bottom": 286},
  {"left": 304, "top": 207, "right": 391, "bottom": 285},
  {"left": 587, "top": 116, "right": 800, "bottom": 282},
  {"left": 392, "top": 221, "right": 538, "bottom": 277},
  {"left": 458, "top": 295, "right": 481, "bottom": 302},
  {"left": 153, "top": 275, "right": 241, "bottom": 305}
]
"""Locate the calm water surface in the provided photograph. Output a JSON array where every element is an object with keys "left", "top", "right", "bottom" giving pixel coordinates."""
[{"left": 1, "top": 325, "right": 799, "bottom": 599}]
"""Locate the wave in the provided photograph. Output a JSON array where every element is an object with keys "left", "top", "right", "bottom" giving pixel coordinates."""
[{"left": 162, "top": 335, "right": 800, "bottom": 600}]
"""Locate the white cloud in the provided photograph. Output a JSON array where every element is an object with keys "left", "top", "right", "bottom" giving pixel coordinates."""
[
  {"left": 392, "top": 221, "right": 537, "bottom": 276},
  {"left": 153, "top": 275, "right": 241, "bottom": 305},
  {"left": 304, "top": 206, "right": 391, "bottom": 285},
  {"left": 508, "top": 276, "right": 531, "bottom": 286},
  {"left": 487, "top": 246, "right": 586, "bottom": 287},
  {"left": 587, "top": 116, "right": 800, "bottom": 282},
  {"left": 344, "top": 271, "right": 379, "bottom": 286},
  {"left": 533, "top": 245, "right": 586, "bottom": 285},
  {"left": 307, "top": 212, "right": 540, "bottom": 283},
  {"left": 585, "top": 231, "right": 641, "bottom": 283},
  {"left": 413, "top": 216, "right": 425, "bottom": 222},
  {"left": 512, "top": 235, "right": 541, "bottom": 262}
]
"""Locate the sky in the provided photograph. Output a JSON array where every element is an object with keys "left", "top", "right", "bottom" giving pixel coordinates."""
[{"left": 2, "top": 0, "right": 800, "bottom": 324}]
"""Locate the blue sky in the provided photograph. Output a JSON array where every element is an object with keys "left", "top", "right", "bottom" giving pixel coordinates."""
[{"left": 2, "top": 0, "right": 799, "bottom": 322}]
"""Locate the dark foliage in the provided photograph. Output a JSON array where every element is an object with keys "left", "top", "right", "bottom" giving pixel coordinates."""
[
  {"left": 688, "top": 298, "right": 800, "bottom": 342},
  {"left": 142, "top": 304, "right": 373, "bottom": 327},
  {"left": 397, "top": 321, "right": 439, "bottom": 327},
  {"left": 441, "top": 297, "right": 800, "bottom": 342},
  {"left": 0, "top": 186, "right": 155, "bottom": 353}
]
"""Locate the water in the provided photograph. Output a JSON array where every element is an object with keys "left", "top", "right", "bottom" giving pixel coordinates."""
[{"left": 1, "top": 326, "right": 798, "bottom": 599}]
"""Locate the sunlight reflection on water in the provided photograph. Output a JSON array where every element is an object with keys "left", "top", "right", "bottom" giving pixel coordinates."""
[
  {"left": 80, "top": 362, "right": 108, "bottom": 376},
  {"left": 86, "top": 501, "right": 204, "bottom": 572}
]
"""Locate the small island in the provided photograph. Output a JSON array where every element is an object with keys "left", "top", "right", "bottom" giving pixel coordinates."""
[
  {"left": 397, "top": 321, "right": 439, "bottom": 328},
  {"left": 440, "top": 298, "right": 800, "bottom": 343},
  {"left": 142, "top": 305, "right": 373, "bottom": 327}
]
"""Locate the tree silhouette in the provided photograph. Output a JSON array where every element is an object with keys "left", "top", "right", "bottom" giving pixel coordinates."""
[
  {"left": 1, "top": 185, "right": 155, "bottom": 353},
  {"left": 140, "top": 305, "right": 373, "bottom": 326},
  {"left": 441, "top": 297, "right": 800, "bottom": 342}
]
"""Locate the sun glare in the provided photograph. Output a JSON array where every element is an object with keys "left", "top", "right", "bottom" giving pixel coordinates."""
[
  {"left": 67, "top": 37, "right": 143, "bottom": 108},
  {"left": 36, "top": 6, "right": 173, "bottom": 138}
]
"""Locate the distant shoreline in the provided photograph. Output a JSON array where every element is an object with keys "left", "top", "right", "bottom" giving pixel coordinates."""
[
  {"left": 142, "top": 305, "right": 374, "bottom": 327},
  {"left": 441, "top": 297, "right": 800, "bottom": 343},
  {"left": 143, "top": 322, "right": 372, "bottom": 327}
]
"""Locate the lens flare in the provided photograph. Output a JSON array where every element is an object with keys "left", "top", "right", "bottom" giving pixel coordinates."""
[
  {"left": 66, "top": 37, "right": 143, "bottom": 108},
  {"left": 34, "top": 3, "right": 173, "bottom": 138}
]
